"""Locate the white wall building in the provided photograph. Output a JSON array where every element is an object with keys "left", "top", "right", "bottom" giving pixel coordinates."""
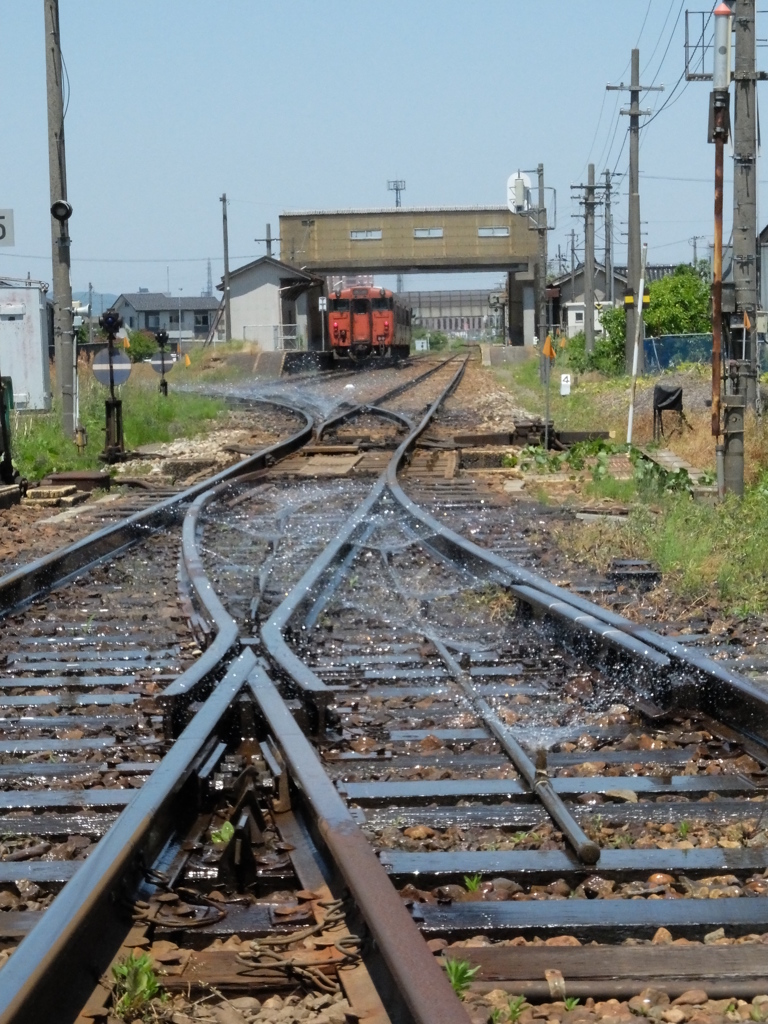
[
  {"left": 0, "top": 278, "right": 51, "bottom": 410},
  {"left": 112, "top": 292, "right": 220, "bottom": 348},
  {"left": 221, "top": 256, "right": 324, "bottom": 350}
]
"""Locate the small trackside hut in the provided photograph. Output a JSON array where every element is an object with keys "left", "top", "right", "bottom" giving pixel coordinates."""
[{"left": 328, "top": 285, "right": 411, "bottom": 361}]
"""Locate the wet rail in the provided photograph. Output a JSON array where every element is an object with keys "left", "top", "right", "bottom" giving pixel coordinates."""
[
  {"left": 4, "top": 351, "right": 768, "bottom": 1021},
  {"left": 0, "top": 357, "right": 461, "bottom": 1023}
]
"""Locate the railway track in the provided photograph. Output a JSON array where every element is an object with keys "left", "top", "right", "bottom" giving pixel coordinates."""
[{"left": 1, "top": 352, "right": 767, "bottom": 1023}]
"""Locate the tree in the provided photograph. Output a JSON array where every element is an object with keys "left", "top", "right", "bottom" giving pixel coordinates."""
[
  {"left": 126, "top": 330, "right": 157, "bottom": 363},
  {"left": 644, "top": 264, "right": 710, "bottom": 337}
]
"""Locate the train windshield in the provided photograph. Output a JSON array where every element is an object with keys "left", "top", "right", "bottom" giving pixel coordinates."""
[
  {"left": 329, "top": 298, "right": 350, "bottom": 311},
  {"left": 371, "top": 297, "right": 393, "bottom": 311},
  {"left": 351, "top": 299, "right": 369, "bottom": 313}
]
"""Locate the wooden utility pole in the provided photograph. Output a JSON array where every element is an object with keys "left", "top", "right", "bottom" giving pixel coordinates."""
[
  {"left": 584, "top": 164, "right": 596, "bottom": 353},
  {"left": 44, "top": 0, "right": 75, "bottom": 436},
  {"left": 607, "top": 49, "right": 662, "bottom": 374},
  {"left": 220, "top": 193, "right": 232, "bottom": 342},
  {"left": 732, "top": 0, "right": 758, "bottom": 409}
]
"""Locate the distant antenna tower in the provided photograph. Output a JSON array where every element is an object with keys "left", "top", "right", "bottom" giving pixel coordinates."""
[
  {"left": 204, "top": 258, "right": 213, "bottom": 297},
  {"left": 387, "top": 179, "right": 406, "bottom": 208},
  {"left": 388, "top": 180, "right": 406, "bottom": 292}
]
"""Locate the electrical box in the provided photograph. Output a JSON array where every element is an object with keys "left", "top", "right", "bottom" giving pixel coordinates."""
[{"left": 0, "top": 279, "right": 51, "bottom": 410}]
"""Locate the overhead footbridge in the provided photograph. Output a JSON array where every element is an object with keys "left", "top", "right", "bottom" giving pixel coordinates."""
[{"left": 279, "top": 207, "right": 538, "bottom": 276}]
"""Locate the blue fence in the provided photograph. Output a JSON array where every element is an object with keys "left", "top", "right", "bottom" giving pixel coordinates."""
[{"left": 643, "top": 333, "right": 712, "bottom": 370}]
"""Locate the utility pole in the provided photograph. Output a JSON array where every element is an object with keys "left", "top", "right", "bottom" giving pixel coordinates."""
[
  {"left": 536, "top": 163, "right": 548, "bottom": 346},
  {"left": 220, "top": 193, "right": 232, "bottom": 342},
  {"left": 570, "top": 169, "right": 601, "bottom": 352},
  {"left": 388, "top": 179, "right": 406, "bottom": 293},
  {"left": 732, "top": 0, "right": 758, "bottom": 409},
  {"left": 584, "top": 165, "right": 596, "bottom": 353},
  {"left": 255, "top": 224, "right": 280, "bottom": 258},
  {"left": 607, "top": 49, "right": 663, "bottom": 373},
  {"left": 88, "top": 282, "right": 93, "bottom": 345},
  {"left": 604, "top": 169, "right": 614, "bottom": 304},
  {"left": 44, "top": 0, "right": 75, "bottom": 437},
  {"left": 570, "top": 229, "right": 576, "bottom": 306},
  {"left": 689, "top": 235, "right": 707, "bottom": 267}
]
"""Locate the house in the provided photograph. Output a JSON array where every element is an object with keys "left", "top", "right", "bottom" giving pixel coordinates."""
[
  {"left": 546, "top": 263, "right": 627, "bottom": 338},
  {"left": 218, "top": 256, "right": 325, "bottom": 351},
  {"left": 112, "top": 292, "right": 220, "bottom": 348}
]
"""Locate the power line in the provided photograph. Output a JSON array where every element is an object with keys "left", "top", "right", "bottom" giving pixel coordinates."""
[
  {"left": 641, "top": 0, "right": 682, "bottom": 75},
  {"left": 0, "top": 252, "right": 259, "bottom": 264}
]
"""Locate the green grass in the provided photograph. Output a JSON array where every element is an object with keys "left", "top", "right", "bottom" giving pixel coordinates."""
[
  {"left": 584, "top": 475, "right": 637, "bottom": 502},
  {"left": 561, "top": 484, "right": 768, "bottom": 614},
  {"left": 11, "top": 366, "right": 228, "bottom": 480}
]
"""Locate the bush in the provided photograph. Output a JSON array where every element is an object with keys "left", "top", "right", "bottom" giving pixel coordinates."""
[
  {"left": 428, "top": 331, "right": 449, "bottom": 351},
  {"left": 126, "top": 331, "right": 157, "bottom": 363}
]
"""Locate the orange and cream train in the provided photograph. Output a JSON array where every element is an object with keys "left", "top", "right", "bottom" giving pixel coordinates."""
[{"left": 327, "top": 286, "right": 411, "bottom": 361}]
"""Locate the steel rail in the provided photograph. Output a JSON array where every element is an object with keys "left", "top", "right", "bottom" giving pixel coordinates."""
[
  {"left": 261, "top": 357, "right": 469, "bottom": 696},
  {"left": 385, "top": 459, "right": 768, "bottom": 744},
  {"left": 316, "top": 354, "right": 457, "bottom": 438},
  {"left": 0, "top": 398, "right": 314, "bottom": 617},
  {"left": 248, "top": 663, "right": 471, "bottom": 1024},
  {"left": 0, "top": 647, "right": 258, "bottom": 1024}
]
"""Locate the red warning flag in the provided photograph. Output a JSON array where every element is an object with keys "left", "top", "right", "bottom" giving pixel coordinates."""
[{"left": 744, "top": 310, "right": 752, "bottom": 331}]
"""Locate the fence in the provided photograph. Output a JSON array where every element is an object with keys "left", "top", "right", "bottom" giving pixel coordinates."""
[
  {"left": 242, "top": 324, "right": 304, "bottom": 350},
  {"left": 643, "top": 333, "right": 712, "bottom": 371}
]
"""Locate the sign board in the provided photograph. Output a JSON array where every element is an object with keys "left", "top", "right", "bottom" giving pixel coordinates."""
[
  {"left": 488, "top": 292, "right": 506, "bottom": 307},
  {"left": 0, "top": 210, "right": 14, "bottom": 247},
  {"left": 560, "top": 373, "right": 572, "bottom": 396},
  {"left": 150, "top": 353, "right": 174, "bottom": 375},
  {"left": 318, "top": 296, "right": 327, "bottom": 311},
  {"left": 93, "top": 348, "right": 131, "bottom": 387}
]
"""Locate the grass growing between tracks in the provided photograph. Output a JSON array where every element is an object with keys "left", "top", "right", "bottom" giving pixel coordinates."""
[
  {"left": 12, "top": 363, "right": 227, "bottom": 479},
  {"left": 490, "top": 355, "right": 768, "bottom": 613},
  {"left": 554, "top": 487, "right": 768, "bottom": 615}
]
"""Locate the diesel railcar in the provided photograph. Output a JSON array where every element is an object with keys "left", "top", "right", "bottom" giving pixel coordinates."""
[{"left": 327, "top": 286, "right": 411, "bottom": 361}]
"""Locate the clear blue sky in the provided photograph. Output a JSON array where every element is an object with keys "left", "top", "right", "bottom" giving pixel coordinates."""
[{"left": 0, "top": 1, "right": 749, "bottom": 298}]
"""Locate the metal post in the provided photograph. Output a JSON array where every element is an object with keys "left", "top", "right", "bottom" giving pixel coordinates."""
[
  {"left": 87, "top": 282, "right": 93, "bottom": 346},
  {"left": 732, "top": 0, "right": 758, "bottom": 408},
  {"left": 604, "top": 169, "right": 613, "bottom": 304},
  {"left": 220, "top": 193, "right": 232, "bottom": 342},
  {"left": 266, "top": 223, "right": 272, "bottom": 258},
  {"left": 44, "top": 0, "right": 75, "bottom": 437},
  {"left": 584, "top": 164, "right": 596, "bottom": 353}
]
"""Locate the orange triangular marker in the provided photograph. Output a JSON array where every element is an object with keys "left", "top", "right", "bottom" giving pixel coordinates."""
[
  {"left": 184, "top": 353, "right": 191, "bottom": 367},
  {"left": 744, "top": 310, "right": 752, "bottom": 330},
  {"left": 123, "top": 337, "right": 130, "bottom": 349},
  {"left": 542, "top": 335, "right": 556, "bottom": 360},
  {"left": 559, "top": 335, "right": 567, "bottom": 348}
]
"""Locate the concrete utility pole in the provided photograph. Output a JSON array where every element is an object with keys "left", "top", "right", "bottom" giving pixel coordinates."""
[
  {"left": 604, "top": 169, "right": 614, "bottom": 304},
  {"left": 570, "top": 229, "right": 576, "bottom": 308},
  {"left": 44, "top": 0, "right": 75, "bottom": 436},
  {"left": 607, "top": 49, "right": 663, "bottom": 373},
  {"left": 220, "top": 193, "right": 232, "bottom": 342},
  {"left": 536, "top": 163, "right": 548, "bottom": 346},
  {"left": 88, "top": 282, "right": 93, "bottom": 345},
  {"left": 584, "top": 165, "right": 596, "bottom": 353},
  {"left": 732, "top": 0, "right": 758, "bottom": 409}
]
